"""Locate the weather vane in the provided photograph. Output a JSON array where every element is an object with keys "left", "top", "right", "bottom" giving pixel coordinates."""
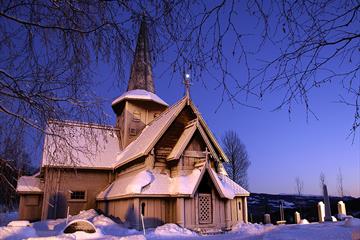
[{"left": 183, "top": 72, "right": 192, "bottom": 97}]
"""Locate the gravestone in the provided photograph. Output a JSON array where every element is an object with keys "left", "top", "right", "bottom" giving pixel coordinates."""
[
  {"left": 294, "top": 211, "right": 301, "bottom": 224},
  {"left": 323, "top": 184, "right": 332, "bottom": 221},
  {"left": 338, "top": 201, "right": 346, "bottom": 215},
  {"left": 318, "top": 201, "right": 325, "bottom": 222},
  {"left": 264, "top": 214, "right": 271, "bottom": 224}
]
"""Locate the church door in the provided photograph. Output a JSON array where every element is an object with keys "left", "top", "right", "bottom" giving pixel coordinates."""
[{"left": 198, "top": 193, "right": 212, "bottom": 224}]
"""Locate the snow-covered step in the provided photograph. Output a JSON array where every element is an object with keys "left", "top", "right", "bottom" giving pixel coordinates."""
[{"left": 195, "top": 227, "right": 225, "bottom": 235}]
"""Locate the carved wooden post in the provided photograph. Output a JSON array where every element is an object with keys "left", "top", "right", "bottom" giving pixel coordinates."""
[
  {"left": 133, "top": 198, "right": 141, "bottom": 230},
  {"left": 224, "top": 199, "right": 231, "bottom": 230},
  {"left": 176, "top": 198, "right": 185, "bottom": 227},
  {"left": 243, "top": 197, "right": 248, "bottom": 223}
]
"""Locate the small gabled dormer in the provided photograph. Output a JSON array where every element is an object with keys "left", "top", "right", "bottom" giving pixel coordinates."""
[{"left": 112, "top": 20, "right": 167, "bottom": 149}]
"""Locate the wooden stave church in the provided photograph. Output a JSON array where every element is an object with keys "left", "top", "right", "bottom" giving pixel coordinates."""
[{"left": 16, "top": 20, "right": 249, "bottom": 231}]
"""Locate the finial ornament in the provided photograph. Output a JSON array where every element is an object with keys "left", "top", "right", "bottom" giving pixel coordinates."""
[{"left": 183, "top": 72, "right": 192, "bottom": 97}]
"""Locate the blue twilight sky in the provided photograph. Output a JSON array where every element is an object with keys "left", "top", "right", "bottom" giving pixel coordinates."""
[
  {"left": 91, "top": 56, "right": 360, "bottom": 198},
  {"left": 81, "top": 2, "right": 360, "bottom": 197},
  {"left": 85, "top": 2, "right": 360, "bottom": 197}
]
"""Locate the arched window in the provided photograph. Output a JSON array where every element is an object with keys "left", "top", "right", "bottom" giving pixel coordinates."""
[{"left": 141, "top": 202, "right": 146, "bottom": 216}]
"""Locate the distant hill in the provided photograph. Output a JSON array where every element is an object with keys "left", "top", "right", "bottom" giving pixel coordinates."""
[{"left": 248, "top": 193, "right": 360, "bottom": 224}]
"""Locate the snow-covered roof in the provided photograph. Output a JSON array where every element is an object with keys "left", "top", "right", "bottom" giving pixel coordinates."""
[
  {"left": 97, "top": 165, "right": 248, "bottom": 200},
  {"left": 42, "top": 121, "right": 120, "bottom": 169},
  {"left": 209, "top": 168, "right": 250, "bottom": 197},
  {"left": 40, "top": 95, "right": 228, "bottom": 172},
  {"left": 97, "top": 168, "right": 201, "bottom": 200},
  {"left": 16, "top": 175, "right": 44, "bottom": 193},
  {"left": 113, "top": 96, "right": 229, "bottom": 168},
  {"left": 113, "top": 97, "right": 187, "bottom": 168},
  {"left": 112, "top": 89, "right": 168, "bottom": 106}
]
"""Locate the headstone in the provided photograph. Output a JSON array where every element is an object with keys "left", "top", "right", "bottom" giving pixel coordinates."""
[
  {"left": 318, "top": 201, "right": 325, "bottom": 222},
  {"left": 323, "top": 184, "right": 332, "bottom": 221},
  {"left": 338, "top": 201, "right": 346, "bottom": 215},
  {"left": 294, "top": 211, "right": 301, "bottom": 224},
  {"left": 264, "top": 214, "right": 271, "bottom": 224}
]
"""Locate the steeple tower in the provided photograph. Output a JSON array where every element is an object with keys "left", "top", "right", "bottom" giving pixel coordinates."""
[
  {"left": 127, "top": 19, "right": 155, "bottom": 93},
  {"left": 112, "top": 20, "right": 168, "bottom": 150}
]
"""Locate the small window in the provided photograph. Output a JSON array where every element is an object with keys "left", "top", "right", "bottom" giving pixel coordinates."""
[
  {"left": 238, "top": 201, "right": 242, "bottom": 210},
  {"left": 133, "top": 111, "right": 141, "bottom": 122},
  {"left": 153, "top": 112, "right": 159, "bottom": 119},
  {"left": 141, "top": 202, "right": 146, "bottom": 216},
  {"left": 129, "top": 128, "right": 137, "bottom": 136},
  {"left": 70, "top": 191, "right": 86, "bottom": 200}
]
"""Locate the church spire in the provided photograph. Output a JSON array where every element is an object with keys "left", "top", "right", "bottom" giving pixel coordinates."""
[{"left": 127, "top": 19, "right": 155, "bottom": 93}]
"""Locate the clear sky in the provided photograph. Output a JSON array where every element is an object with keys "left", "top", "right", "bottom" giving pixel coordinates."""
[
  {"left": 23, "top": 2, "right": 358, "bottom": 197},
  {"left": 91, "top": 56, "right": 360, "bottom": 198},
  {"left": 85, "top": 2, "right": 360, "bottom": 197}
]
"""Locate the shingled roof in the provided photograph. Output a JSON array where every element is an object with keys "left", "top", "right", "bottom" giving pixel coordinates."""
[
  {"left": 113, "top": 96, "right": 229, "bottom": 168},
  {"left": 127, "top": 19, "right": 154, "bottom": 93},
  {"left": 41, "top": 121, "right": 120, "bottom": 169},
  {"left": 97, "top": 164, "right": 249, "bottom": 200}
]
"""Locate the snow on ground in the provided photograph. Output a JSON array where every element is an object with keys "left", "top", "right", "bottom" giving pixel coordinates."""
[
  {"left": 0, "top": 209, "right": 142, "bottom": 240},
  {"left": 0, "top": 209, "right": 359, "bottom": 240},
  {"left": 147, "top": 219, "right": 360, "bottom": 240},
  {"left": 150, "top": 223, "right": 197, "bottom": 237}
]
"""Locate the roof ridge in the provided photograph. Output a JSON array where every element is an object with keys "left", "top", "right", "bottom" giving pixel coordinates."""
[
  {"left": 146, "top": 96, "right": 187, "bottom": 127},
  {"left": 47, "top": 119, "right": 118, "bottom": 130}
]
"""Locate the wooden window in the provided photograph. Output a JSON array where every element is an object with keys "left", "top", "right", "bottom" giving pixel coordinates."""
[
  {"left": 238, "top": 201, "right": 242, "bottom": 210},
  {"left": 129, "top": 128, "right": 137, "bottom": 136},
  {"left": 153, "top": 112, "right": 159, "bottom": 118},
  {"left": 141, "top": 202, "right": 146, "bottom": 216},
  {"left": 69, "top": 191, "right": 86, "bottom": 201},
  {"left": 133, "top": 111, "right": 141, "bottom": 122},
  {"left": 25, "top": 195, "right": 39, "bottom": 206}
]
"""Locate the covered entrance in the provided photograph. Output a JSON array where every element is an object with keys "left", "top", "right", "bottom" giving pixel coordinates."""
[
  {"left": 197, "top": 172, "right": 214, "bottom": 225},
  {"left": 198, "top": 193, "right": 212, "bottom": 224}
]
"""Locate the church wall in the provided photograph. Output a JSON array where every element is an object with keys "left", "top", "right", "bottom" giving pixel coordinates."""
[
  {"left": 139, "top": 198, "right": 175, "bottom": 228},
  {"left": 42, "top": 168, "right": 113, "bottom": 219},
  {"left": 18, "top": 194, "right": 43, "bottom": 221},
  {"left": 154, "top": 107, "right": 197, "bottom": 174},
  {"left": 97, "top": 197, "right": 176, "bottom": 230},
  {"left": 97, "top": 198, "right": 137, "bottom": 226},
  {"left": 170, "top": 132, "right": 206, "bottom": 177},
  {"left": 123, "top": 101, "right": 166, "bottom": 148},
  {"left": 230, "top": 197, "right": 243, "bottom": 224}
]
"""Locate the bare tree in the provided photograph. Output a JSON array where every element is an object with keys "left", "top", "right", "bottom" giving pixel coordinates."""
[
  {"left": 1, "top": 1, "right": 359, "bottom": 169},
  {"left": 320, "top": 172, "right": 326, "bottom": 194},
  {"left": 0, "top": 128, "right": 34, "bottom": 211},
  {"left": 247, "top": 1, "right": 360, "bottom": 135},
  {"left": 295, "top": 177, "right": 304, "bottom": 196},
  {"left": 337, "top": 168, "right": 345, "bottom": 197},
  {"left": 222, "top": 130, "right": 250, "bottom": 189}
]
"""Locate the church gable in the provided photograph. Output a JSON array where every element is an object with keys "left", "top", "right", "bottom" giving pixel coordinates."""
[{"left": 113, "top": 96, "right": 229, "bottom": 171}]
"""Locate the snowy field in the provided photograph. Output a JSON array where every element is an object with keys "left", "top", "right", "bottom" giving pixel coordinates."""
[{"left": 0, "top": 209, "right": 359, "bottom": 240}]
